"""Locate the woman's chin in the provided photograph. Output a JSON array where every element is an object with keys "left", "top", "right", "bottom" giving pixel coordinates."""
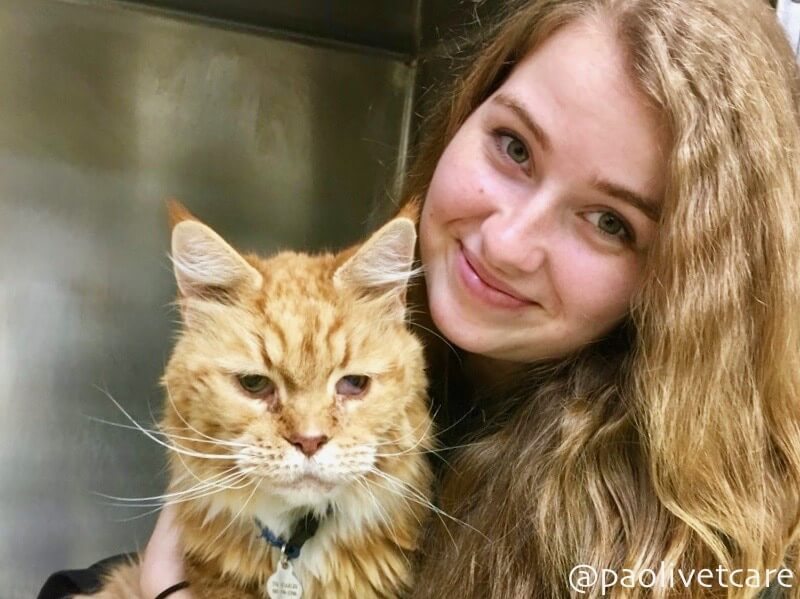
[{"left": 429, "top": 298, "right": 504, "bottom": 356}]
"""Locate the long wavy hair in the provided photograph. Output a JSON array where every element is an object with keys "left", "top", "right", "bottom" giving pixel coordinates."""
[{"left": 402, "top": 0, "right": 800, "bottom": 597}]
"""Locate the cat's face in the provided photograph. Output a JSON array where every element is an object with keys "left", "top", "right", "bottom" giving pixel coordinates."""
[{"left": 161, "top": 204, "right": 429, "bottom": 512}]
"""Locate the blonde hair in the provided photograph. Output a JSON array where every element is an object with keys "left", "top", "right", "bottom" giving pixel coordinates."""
[{"left": 405, "top": 0, "right": 800, "bottom": 597}]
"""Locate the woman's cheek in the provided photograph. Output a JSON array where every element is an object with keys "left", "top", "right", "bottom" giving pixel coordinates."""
[
  {"left": 566, "top": 256, "right": 638, "bottom": 328},
  {"left": 425, "top": 131, "right": 495, "bottom": 224},
  {"left": 419, "top": 197, "right": 440, "bottom": 259}
]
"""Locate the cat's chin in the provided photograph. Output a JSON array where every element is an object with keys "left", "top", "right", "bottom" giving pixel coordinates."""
[
  {"left": 264, "top": 475, "right": 343, "bottom": 505},
  {"left": 280, "top": 474, "right": 336, "bottom": 491}
]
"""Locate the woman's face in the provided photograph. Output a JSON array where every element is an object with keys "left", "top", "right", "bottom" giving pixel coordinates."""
[{"left": 420, "top": 20, "right": 668, "bottom": 363}]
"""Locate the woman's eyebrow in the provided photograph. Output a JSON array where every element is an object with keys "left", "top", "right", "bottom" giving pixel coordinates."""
[
  {"left": 592, "top": 178, "right": 661, "bottom": 221},
  {"left": 492, "top": 93, "right": 552, "bottom": 152},
  {"left": 492, "top": 92, "right": 661, "bottom": 221}
]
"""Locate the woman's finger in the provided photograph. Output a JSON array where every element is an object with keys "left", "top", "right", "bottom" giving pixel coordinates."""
[{"left": 139, "top": 504, "right": 194, "bottom": 598}]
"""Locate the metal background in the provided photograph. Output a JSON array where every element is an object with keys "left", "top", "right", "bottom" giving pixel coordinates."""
[
  {"left": 0, "top": 0, "right": 503, "bottom": 596},
  {"left": 5, "top": 0, "right": 787, "bottom": 596}
]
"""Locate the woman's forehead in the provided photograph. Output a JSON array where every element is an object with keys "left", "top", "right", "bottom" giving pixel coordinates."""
[{"left": 487, "top": 20, "right": 669, "bottom": 208}]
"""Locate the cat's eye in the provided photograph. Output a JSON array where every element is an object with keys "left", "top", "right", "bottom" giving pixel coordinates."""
[
  {"left": 236, "top": 374, "right": 276, "bottom": 398},
  {"left": 335, "top": 375, "right": 370, "bottom": 398}
]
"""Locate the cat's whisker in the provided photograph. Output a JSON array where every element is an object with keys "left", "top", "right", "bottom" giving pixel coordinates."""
[
  {"left": 370, "top": 419, "right": 438, "bottom": 470},
  {"left": 172, "top": 466, "right": 253, "bottom": 498},
  {"left": 160, "top": 429, "right": 253, "bottom": 452},
  {"left": 144, "top": 388, "right": 253, "bottom": 451},
  {"left": 167, "top": 473, "right": 254, "bottom": 503},
  {"left": 365, "top": 468, "right": 440, "bottom": 517},
  {"left": 174, "top": 447, "right": 225, "bottom": 490},
  {"left": 93, "top": 386, "right": 244, "bottom": 462},
  {"left": 103, "top": 471, "right": 253, "bottom": 509},
  {"left": 427, "top": 404, "right": 468, "bottom": 437},
  {"left": 172, "top": 445, "right": 259, "bottom": 507},
  {"left": 352, "top": 476, "right": 391, "bottom": 533},
  {"left": 87, "top": 416, "right": 251, "bottom": 451},
  {"left": 375, "top": 440, "right": 483, "bottom": 458},
  {"left": 406, "top": 320, "right": 462, "bottom": 364},
  {"left": 371, "top": 402, "right": 473, "bottom": 454},
  {"left": 102, "top": 472, "right": 253, "bottom": 521},
  {"left": 95, "top": 466, "right": 243, "bottom": 503},
  {"left": 363, "top": 471, "right": 461, "bottom": 551},
  {"left": 148, "top": 428, "right": 243, "bottom": 462},
  {"left": 204, "top": 478, "right": 262, "bottom": 548},
  {"left": 387, "top": 406, "right": 482, "bottom": 474},
  {"left": 107, "top": 505, "right": 169, "bottom": 522},
  {"left": 370, "top": 414, "right": 436, "bottom": 448},
  {"left": 367, "top": 468, "right": 444, "bottom": 514},
  {"left": 370, "top": 433, "right": 425, "bottom": 449},
  {"left": 367, "top": 467, "right": 491, "bottom": 544},
  {"left": 172, "top": 445, "right": 276, "bottom": 512},
  {"left": 352, "top": 476, "right": 413, "bottom": 570},
  {"left": 94, "top": 214, "right": 444, "bottom": 596},
  {"left": 380, "top": 421, "right": 433, "bottom": 448},
  {"left": 364, "top": 469, "right": 457, "bottom": 544},
  {"left": 163, "top": 382, "right": 252, "bottom": 449},
  {"left": 161, "top": 425, "right": 252, "bottom": 449},
  {"left": 357, "top": 472, "right": 425, "bottom": 535},
  {"left": 390, "top": 419, "right": 435, "bottom": 455},
  {"left": 375, "top": 444, "right": 460, "bottom": 474}
]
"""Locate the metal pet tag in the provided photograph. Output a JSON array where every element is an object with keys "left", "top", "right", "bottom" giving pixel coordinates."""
[{"left": 267, "top": 559, "right": 303, "bottom": 599}]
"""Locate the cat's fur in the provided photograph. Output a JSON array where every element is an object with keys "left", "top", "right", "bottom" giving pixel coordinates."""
[{"left": 80, "top": 202, "right": 434, "bottom": 598}]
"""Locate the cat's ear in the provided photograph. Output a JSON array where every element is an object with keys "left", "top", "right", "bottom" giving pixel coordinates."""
[
  {"left": 168, "top": 200, "right": 263, "bottom": 300},
  {"left": 333, "top": 216, "right": 417, "bottom": 320}
]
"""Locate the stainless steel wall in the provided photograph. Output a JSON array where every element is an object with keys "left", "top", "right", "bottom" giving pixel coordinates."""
[{"left": 0, "top": 0, "right": 413, "bottom": 595}]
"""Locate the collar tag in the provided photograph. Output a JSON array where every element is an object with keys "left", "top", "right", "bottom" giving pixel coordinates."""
[
  {"left": 256, "top": 510, "right": 328, "bottom": 599},
  {"left": 267, "top": 557, "right": 303, "bottom": 599}
]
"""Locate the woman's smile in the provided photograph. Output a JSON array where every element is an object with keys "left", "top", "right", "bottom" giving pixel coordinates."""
[
  {"left": 420, "top": 21, "right": 666, "bottom": 362},
  {"left": 454, "top": 242, "right": 535, "bottom": 310}
]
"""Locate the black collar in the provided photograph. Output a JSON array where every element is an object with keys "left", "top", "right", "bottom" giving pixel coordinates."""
[{"left": 254, "top": 510, "right": 326, "bottom": 560}]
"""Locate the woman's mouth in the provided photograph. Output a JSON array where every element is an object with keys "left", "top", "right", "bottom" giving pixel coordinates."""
[{"left": 455, "top": 243, "right": 535, "bottom": 310}]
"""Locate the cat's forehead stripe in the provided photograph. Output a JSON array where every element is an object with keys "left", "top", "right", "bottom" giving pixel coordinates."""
[
  {"left": 300, "top": 313, "right": 322, "bottom": 359},
  {"left": 325, "top": 316, "right": 344, "bottom": 345},
  {"left": 255, "top": 332, "right": 300, "bottom": 391},
  {"left": 256, "top": 334, "right": 273, "bottom": 369},
  {"left": 247, "top": 252, "right": 388, "bottom": 385},
  {"left": 339, "top": 337, "right": 351, "bottom": 370},
  {"left": 256, "top": 307, "right": 334, "bottom": 388},
  {"left": 260, "top": 312, "right": 288, "bottom": 354}
]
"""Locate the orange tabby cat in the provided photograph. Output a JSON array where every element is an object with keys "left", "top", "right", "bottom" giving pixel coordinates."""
[{"left": 80, "top": 202, "right": 434, "bottom": 599}]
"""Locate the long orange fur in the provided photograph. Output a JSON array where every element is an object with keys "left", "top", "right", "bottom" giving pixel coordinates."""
[{"left": 79, "top": 202, "right": 433, "bottom": 598}]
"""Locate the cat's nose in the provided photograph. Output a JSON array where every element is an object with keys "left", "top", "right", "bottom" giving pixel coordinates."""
[{"left": 285, "top": 434, "right": 329, "bottom": 457}]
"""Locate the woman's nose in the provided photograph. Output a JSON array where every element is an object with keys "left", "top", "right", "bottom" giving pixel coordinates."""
[{"left": 481, "top": 200, "right": 551, "bottom": 276}]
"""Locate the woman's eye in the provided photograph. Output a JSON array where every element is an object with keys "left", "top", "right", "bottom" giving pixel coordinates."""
[
  {"left": 335, "top": 375, "right": 370, "bottom": 398},
  {"left": 236, "top": 374, "right": 276, "bottom": 397},
  {"left": 497, "top": 133, "right": 530, "bottom": 165},
  {"left": 585, "top": 211, "right": 633, "bottom": 242}
]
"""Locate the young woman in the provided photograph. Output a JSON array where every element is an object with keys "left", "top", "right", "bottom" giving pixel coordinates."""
[{"left": 41, "top": 0, "right": 800, "bottom": 597}]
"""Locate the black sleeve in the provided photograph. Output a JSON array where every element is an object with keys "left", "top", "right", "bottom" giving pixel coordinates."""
[{"left": 37, "top": 553, "right": 134, "bottom": 599}]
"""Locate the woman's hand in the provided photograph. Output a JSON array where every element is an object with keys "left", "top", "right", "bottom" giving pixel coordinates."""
[{"left": 140, "top": 504, "right": 194, "bottom": 599}]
